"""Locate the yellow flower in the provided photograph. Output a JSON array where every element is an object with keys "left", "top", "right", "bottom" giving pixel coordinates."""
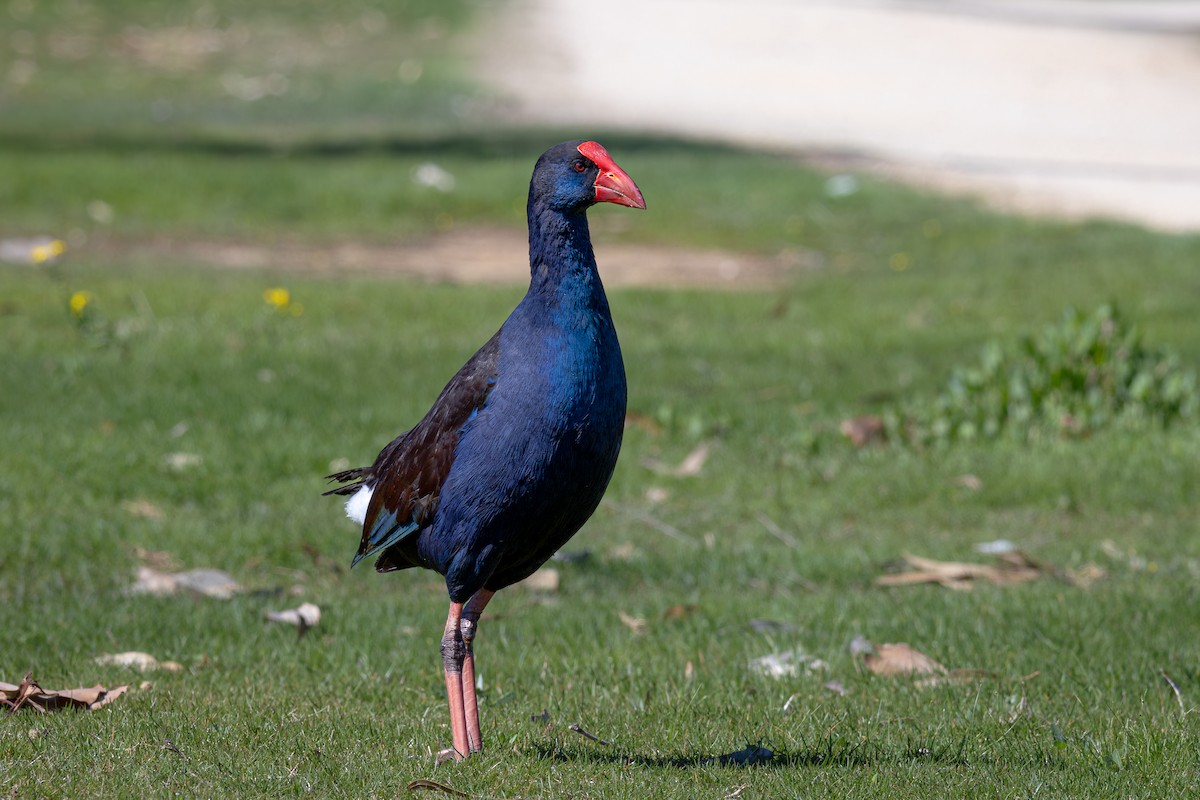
[
  {"left": 263, "top": 287, "right": 290, "bottom": 311},
  {"left": 69, "top": 290, "right": 93, "bottom": 319},
  {"left": 32, "top": 239, "right": 66, "bottom": 264}
]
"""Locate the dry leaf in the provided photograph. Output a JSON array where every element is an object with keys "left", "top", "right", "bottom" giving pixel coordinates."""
[
  {"left": 875, "top": 552, "right": 1044, "bottom": 590},
  {"left": 1065, "top": 562, "right": 1107, "bottom": 589},
  {"left": 129, "top": 567, "right": 242, "bottom": 599},
  {"left": 265, "top": 602, "right": 321, "bottom": 630},
  {"left": 123, "top": 500, "right": 166, "bottom": 521},
  {"left": 608, "top": 542, "right": 639, "bottom": 562},
  {"left": 2, "top": 673, "right": 129, "bottom": 713},
  {"left": 406, "top": 778, "right": 469, "bottom": 797},
  {"left": 840, "top": 415, "right": 885, "bottom": 447},
  {"left": 854, "top": 638, "right": 947, "bottom": 677},
  {"left": 643, "top": 442, "right": 711, "bottom": 477},
  {"left": 618, "top": 611, "right": 647, "bottom": 635},
  {"left": 662, "top": 603, "right": 699, "bottom": 621},
  {"left": 131, "top": 546, "right": 179, "bottom": 571},
  {"left": 955, "top": 474, "right": 983, "bottom": 491},
  {"left": 94, "top": 652, "right": 182, "bottom": 673},
  {"left": 672, "top": 443, "right": 710, "bottom": 476},
  {"left": 517, "top": 567, "right": 559, "bottom": 593}
]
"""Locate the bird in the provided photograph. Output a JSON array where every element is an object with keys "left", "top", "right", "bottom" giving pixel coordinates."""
[{"left": 325, "top": 140, "right": 645, "bottom": 761}]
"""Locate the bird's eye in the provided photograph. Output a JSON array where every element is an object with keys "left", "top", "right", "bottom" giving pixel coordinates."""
[{"left": 572, "top": 160, "right": 587, "bottom": 173}]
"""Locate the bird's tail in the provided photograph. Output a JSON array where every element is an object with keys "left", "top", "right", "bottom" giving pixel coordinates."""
[{"left": 323, "top": 466, "right": 368, "bottom": 496}]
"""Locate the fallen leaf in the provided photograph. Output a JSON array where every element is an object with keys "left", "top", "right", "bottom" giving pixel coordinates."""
[
  {"left": 129, "top": 567, "right": 242, "bottom": 599},
  {"left": 130, "top": 546, "right": 179, "bottom": 571},
  {"left": 672, "top": 443, "right": 710, "bottom": 476},
  {"left": 123, "top": 500, "right": 166, "bottom": 521},
  {"left": 956, "top": 474, "right": 983, "bottom": 491},
  {"left": 406, "top": 778, "right": 469, "bottom": 798},
  {"left": 840, "top": 415, "right": 885, "bottom": 447},
  {"left": 94, "top": 652, "right": 182, "bottom": 672},
  {"left": 662, "top": 603, "right": 699, "bottom": 621},
  {"left": 624, "top": 411, "right": 662, "bottom": 435},
  {"left": 875, "top": 552, "right": 1044, "bottom": 590},
  {"left": 643, "top": 442, "right": 711, "bottom": 477},
  {"left": 853, "top": 638, "right": 946, "bottom": 677},
  {"left": 706, "top": 744, "right": 776, "bottom": 766},
  {"left": 265, "top": 602, "right": 321, "bottom": 632},
  {"left": 516, "top": 567, "right": 559, "bottom": 593},
  {"left": 608, "top": 542, "right": 639, "bottom": 562},
  {"left": 1065, "top": 562, "right": 1107, "bottom": 589},
  {"left": 2, "top": 673, "right": 129, "bottom": 713},
  {"left": 618, "top": 611, "right": 647, "bottom": 635}
]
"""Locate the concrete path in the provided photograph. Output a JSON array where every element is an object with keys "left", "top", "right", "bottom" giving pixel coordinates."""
[{"left": 482, "top": 0, "right": 1200, "bottom": 231}]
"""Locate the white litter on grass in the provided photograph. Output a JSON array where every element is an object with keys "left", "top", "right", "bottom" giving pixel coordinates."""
[
  {"left": 975, "top": 538, "right": 1017, "bottom": 555},
  {"left": 129, "top": 567, "right": 242, "bottom": 599},
  {"left": 413, "top": 162, "right": 456, "bottom": 192},
  {"left": 0, "top": 236, "right": 66, "bottom": 265},
  {"left": 265, "top": 602, "right": 321, "bottom": 629},
  {"left": 749, "top": 649, "right": 829, "bottom": 679},
  {"left": 95, "top": 651, "right": 183, "bottom": 673}
]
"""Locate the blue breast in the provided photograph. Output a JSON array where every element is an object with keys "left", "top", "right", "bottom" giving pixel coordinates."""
[{"left": 415, "top": 267, "right": 626, "bottom": 600}]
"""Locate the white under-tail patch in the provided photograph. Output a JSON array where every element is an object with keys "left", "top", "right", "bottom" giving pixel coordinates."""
[{"left": 345, "top": 485, "right": 373, "bottom": 525}]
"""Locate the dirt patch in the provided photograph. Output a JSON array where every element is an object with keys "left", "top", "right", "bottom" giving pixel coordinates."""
[{"left": 87, "top": 229, "right": 814, "bottom": 289}]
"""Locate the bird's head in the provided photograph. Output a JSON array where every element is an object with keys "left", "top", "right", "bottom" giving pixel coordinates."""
[{"left": 530, "top": 140, "right": 646, "bottom": 214}]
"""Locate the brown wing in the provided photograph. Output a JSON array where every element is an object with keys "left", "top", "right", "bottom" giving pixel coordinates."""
[{"left": 325, "top": 331, "right": 500, "bottom": 569}]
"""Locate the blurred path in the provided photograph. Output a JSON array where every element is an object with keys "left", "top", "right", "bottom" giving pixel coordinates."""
[{"left": 483, "top": 0, "right": 1200, "bottom": 231}]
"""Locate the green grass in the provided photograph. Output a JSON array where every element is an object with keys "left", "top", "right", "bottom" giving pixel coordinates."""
[
  {"left": 2, "top": 246, "right": 1199, "bottom": 797},
  {"left": 4, "top": 1, "right": 1200, "bottom": 797}
]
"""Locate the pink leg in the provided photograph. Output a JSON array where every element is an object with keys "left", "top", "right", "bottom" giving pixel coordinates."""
[
  {"left": 440, "top": 602, "right": 469, "bottom": 761},
  {"left": 459, "top": 589, "right": 495, "bottom": 754}
]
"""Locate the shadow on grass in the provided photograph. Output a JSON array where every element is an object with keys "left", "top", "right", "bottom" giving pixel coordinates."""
[
  {"left": 533, "top": 735, "right": 971, "bottom": 770},
  {"left": 0, "top": 126, "right": 762, "bottom": 162}
]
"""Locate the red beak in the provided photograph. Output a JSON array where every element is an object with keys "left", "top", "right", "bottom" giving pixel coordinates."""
[{"left": 577, "top": 141, "right": 647, "bottom": 210}]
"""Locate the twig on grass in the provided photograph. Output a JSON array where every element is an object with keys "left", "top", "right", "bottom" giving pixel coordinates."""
[
  {"left": 612, "top": 504, "right": 697, "bottom": 546},
  {"left": 568, "top": 723, "right": 612, "bottom": 746}
]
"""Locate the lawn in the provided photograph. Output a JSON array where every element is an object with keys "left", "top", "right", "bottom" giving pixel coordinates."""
[{"left": 2, "top": 2, "right": 1200, "bottom": 798}]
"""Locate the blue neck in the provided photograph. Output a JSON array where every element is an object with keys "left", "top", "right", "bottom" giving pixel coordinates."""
[{"left": 526, "top": 200, "right": 603, "bottom": 306}]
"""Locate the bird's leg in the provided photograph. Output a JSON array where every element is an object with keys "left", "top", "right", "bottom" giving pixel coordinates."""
[
  {"left": 459, "top": 589, "right": 494, "bottom": 754},
  {"left": 441, "top": 601, "right": 469, "bottom": 761}
]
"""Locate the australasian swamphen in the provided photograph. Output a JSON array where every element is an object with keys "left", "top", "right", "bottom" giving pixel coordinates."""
[{"left": 325, "top": 141, "right": 645, "bottom": 760}]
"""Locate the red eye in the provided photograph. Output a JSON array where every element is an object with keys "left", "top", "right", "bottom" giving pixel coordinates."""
[{"left": 572, "top": 160, "right": 587, "bottom": 173}]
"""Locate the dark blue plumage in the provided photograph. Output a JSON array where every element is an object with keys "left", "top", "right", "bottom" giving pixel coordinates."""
[{"left": 325, "top": 140, "right": 645, "bottom": 760}]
